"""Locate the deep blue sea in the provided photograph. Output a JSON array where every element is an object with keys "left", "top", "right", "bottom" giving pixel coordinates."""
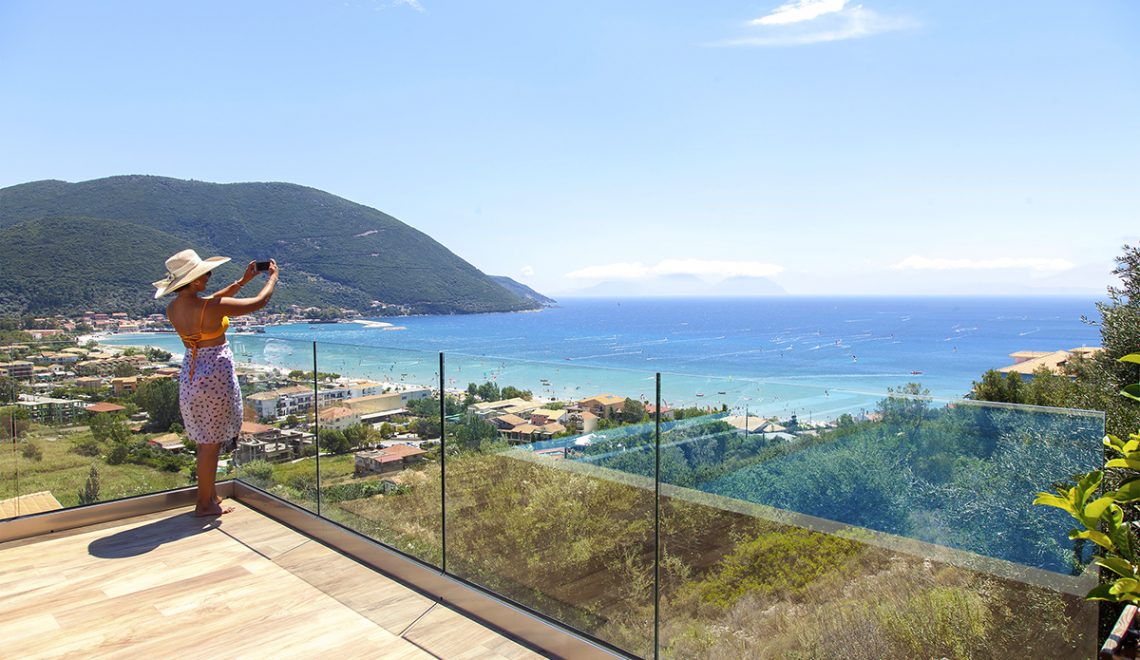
[{"left": 107, "top": 296, "right": 1102, "bottom": 421}]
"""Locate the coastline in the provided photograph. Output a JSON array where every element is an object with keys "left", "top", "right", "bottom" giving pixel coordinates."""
[
  {"left": 92, "top": 295, "right": 1101, "bottom": 422},
  {"left": 98, "top": 330, "right": 894, "bottom": 422}
]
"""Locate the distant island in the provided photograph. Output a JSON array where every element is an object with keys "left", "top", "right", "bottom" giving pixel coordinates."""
[{"left": 0, "top": 175, "right": 552, "bottom": 317}]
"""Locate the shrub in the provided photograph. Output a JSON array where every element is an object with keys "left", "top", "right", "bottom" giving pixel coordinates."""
[
  {"left": 235, "top": 460, "right": 274, "bottom": 485},
  {"left": 695, "top": 527, "right": 864, "bottom": 608},
  {"left": 875, "top": 586, "right": 993, "bottom": 659},
  {"left": 20, "top": 441, "right": 43, "bottom": 461},
  {"left": 77, "top": 465, "right": 101, "bottom": 505},
  {"left": 72, "top": 437, "right": 101, "bottom": 456},
  {"left": 106, "top": 442, "right": 129, "bottom": 465}
]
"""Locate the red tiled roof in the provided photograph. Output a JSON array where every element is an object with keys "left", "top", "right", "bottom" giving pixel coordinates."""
[
  {"left": 241, "top": 421, "right": 277, "bottom": 435},
  {"left": 380, "top": 444, "right": 427, "bottom": 458}
]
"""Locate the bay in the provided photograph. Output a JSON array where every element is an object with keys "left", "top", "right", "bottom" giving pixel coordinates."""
[{"left": 105, "top": 296, "right": 1101, "bottom": 421}]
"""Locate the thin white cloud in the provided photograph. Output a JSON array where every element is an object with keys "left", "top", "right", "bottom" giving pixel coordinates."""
[
  {"left": 654, "top": 259, "right": 785, "bottom": 278},
  {"left": 566, "top": 262, "right": 651, "bottom": 280},
  {"left": 392, "top": 0, "right": 424, "bottom": 11},
  {"left": 520, "top": 265, "right": 535, "bottom": 277},
  {"left": 720, "top": 3, "right": 917, "bottom": 47},
  {"left": 752, "top": 0, "right": 847, "bottom": 26},
  {"left": 891, "top": 256, "right": 1075, "bottom": 272},
  {"left": 566, "top": 259, "right": 785, "bottom": 280}
]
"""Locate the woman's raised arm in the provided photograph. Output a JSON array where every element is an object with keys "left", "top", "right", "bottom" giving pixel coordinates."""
[
  {"left": 210, "top": 261, "right": 258, "bottom": 299},
  {"left": 215, "top": 260, "right": 279, "bottom": 317}
]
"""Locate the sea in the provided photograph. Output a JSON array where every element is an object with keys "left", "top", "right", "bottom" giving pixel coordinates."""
[{"left": 104, "top": 296, "right": 1102, "bottom": 422}]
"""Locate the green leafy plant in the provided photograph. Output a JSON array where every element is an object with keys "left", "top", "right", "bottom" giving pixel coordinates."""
[
  {"left": 1035, "top": 352, "right": 1140, "bottom": 603},
  {"left": 1121, "top": 353, "right": 1140, "bottom": 402}
]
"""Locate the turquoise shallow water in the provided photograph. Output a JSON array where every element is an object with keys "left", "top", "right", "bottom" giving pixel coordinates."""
[{"left": 105, "top": 295, "right": 1101, "bottom": 419}]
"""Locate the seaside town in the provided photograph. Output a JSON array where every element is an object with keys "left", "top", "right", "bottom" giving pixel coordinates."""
[
  {"left": 2, "top": 305, "right": 1100, "bottom": 518},
  {"left": 5, "top": 303, "right": 914, "bottom": 521}
]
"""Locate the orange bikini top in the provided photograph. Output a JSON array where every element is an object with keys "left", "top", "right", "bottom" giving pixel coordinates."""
[{"left": 180, "top": 299, "right": 229, "bottom": 380}]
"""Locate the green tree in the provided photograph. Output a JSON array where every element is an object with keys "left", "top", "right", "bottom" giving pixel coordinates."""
[
  {"left": 0, "top": 375, "right": 19, "bottom": 403},
  {"left": 501, "top": 385, "right": 532, "bottom": 401},
  {"left": 972, "top": 369, "right": 1016, "bottom": 403},
  {"left": 475, "top": 381, "right": 500, "bottom": 402},
  {"left": 146, "top": 347, "right": 172, "bottom": 362},
  {"left": 319, "top": 428, "right": 351, "bottom": 454},
  {"left": 455, "top": 416, "right": 498, "bottom": 451},
  {"left": 621, "top": 398, "right": 646, "bottom": 424},
  {"left": 1088, "top": 244, "right": 1140, "bottom": 437},
  {"left": 1003, "top": 371, "right": 1023, "bottom": 403},
  {"left": 342, "top": 423, "right": 369, "bottom": 450},
  {"left": 378, "top": 422, "right": 396, "bottom": 439},
  {"left": 410, "top": 417, "right": 441, "bottom": 440},
  {"left": 1023, "top": 366, "right": 1079, "bottom": 407},
  {"left": 877, "top": 382, "right": 932, "bottom": 429},
  {"left": 135, "top": 377, "right": 181, "bottom": 431},
  {"left": 112, "top": 362, "right": 139, "bottom": 377},
  {"left": 89, "top": 412, "right": 131, "bottom": 443},
  {"left": 77, "top": 466, "right": 101, "bottom": 505},
  {"left": 1, "top": 405, "right": 30, "bottom": 440}
]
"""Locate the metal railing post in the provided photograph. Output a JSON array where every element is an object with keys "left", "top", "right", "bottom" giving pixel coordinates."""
[
  {"left": 313, "top": 341, "right": 321, "bottom": 517},
  {"left": 440, "top": 351, "right": 447, "bottom": 573},
  {"left": 654, "top": 371, "right": 661, "bottom": 659}
]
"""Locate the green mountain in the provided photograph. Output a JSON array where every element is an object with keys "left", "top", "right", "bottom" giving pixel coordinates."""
[
  {"left": 0, "top": 176, "right": 542, "bottom": 317},
  {"left": 489, "top": 276, "right": 557, "bottom": 306}
]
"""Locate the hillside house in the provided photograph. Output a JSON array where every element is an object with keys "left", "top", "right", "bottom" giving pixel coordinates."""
[
  {"left": 354, "top": 444, "right": 428, "bottom": 475},
  {"left": 576, "top": 394, "right": 625, "bottom": 419},
  {"left": 997, "top": 347, "right": 1102, "bottom": 380}
]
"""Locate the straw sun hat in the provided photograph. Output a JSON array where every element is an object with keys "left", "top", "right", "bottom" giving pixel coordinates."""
[{"left": 152, "top": 249, "right": 231, "bottom": 298}]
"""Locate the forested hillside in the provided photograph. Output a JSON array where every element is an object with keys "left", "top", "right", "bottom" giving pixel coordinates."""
[{"left": 0, "top": 175, "right": 541, "bottom": 316}]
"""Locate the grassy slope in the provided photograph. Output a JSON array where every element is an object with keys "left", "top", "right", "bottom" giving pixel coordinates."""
[
  {"left": 2, "top": 427, "right": 188, "bottom": 508},
  {"left": 248, "top": 450, "right": 1092, "bottom": 658}
]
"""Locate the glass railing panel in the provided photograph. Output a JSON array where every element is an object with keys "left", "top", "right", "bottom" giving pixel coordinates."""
[
  {"left": 2, "top": 364, "right": 29, "bottom": 517},
  {"left": 1, "top": 338, "right": 194, "bottom": 517},
  {"left": 307, "top": 340, "right": 443, "bottom": 568},
  {"left": 654, "top": 374, "right": 1101, "bottom": 658},
  {"left": 215, "top": 336, "right": 322, "bottom": 514},
  {"left": 444, "top": 352, "right": 657, "bottom": 657}
]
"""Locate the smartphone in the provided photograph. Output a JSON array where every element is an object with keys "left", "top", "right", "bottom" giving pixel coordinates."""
[{"left": 255, "top": 260, "right": 271, "bottom": 272}]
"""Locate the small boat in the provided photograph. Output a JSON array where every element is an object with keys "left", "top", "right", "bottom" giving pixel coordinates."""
[
  {"left": 696, "top": 392, "right": 704, "bottom": 397},
  {"left": 717, "top": 391, "right": 726, "bottom": 395},
  {"left": 910, "top": 370, "right": 924, "bottom": 375}
]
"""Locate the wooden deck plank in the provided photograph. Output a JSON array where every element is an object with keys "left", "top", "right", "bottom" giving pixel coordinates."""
[
  {"left": 404, "top": 602, "right": 547, "bottom": 660},
  {"left": 0, "top": 501, "right": 543, "bottom": 659},
  {"left": 272, "top": 538, "right": 437, "bottom": 634}
]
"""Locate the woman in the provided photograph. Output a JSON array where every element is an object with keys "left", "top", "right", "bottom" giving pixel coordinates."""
[{"left": 153, "top": 249, "right": 278, "bottom": 516}]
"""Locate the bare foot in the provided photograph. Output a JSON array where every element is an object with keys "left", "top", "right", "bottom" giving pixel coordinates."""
[{"left": 195, "top": 502, "right": 235, "bottom": 517}]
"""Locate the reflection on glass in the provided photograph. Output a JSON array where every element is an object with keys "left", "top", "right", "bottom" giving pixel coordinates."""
[
  {"left": 443, "top": 353, "right": 657, "bottom": 657},
  {"left": 229, "top": 337, "right": 321, "bottom": 514},
  {"left": 309, "top": 340, "right": 443, "bottom": 568},
  {"left": 1, "top": 340, "right": 192, "bottom": 517},
  {"left": 653, "top": 375, "right": 1099, "bottom": 658}
]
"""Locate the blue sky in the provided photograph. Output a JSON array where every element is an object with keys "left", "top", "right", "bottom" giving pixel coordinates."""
[{"left": 1, "top": 0, "right": 1137, "bottom": 296}]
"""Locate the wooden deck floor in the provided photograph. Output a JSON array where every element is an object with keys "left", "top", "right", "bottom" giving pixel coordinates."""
[{"left": 0, "top": 502, "right": 545, "bottom": 659}]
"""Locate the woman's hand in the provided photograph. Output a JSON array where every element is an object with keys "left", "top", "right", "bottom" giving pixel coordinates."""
[
  {"left": 242, "top": 261, "right": 258, "bottom": 283},
  {"left": 267, "top": 259, "right": 279, "bottom": 278}
]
